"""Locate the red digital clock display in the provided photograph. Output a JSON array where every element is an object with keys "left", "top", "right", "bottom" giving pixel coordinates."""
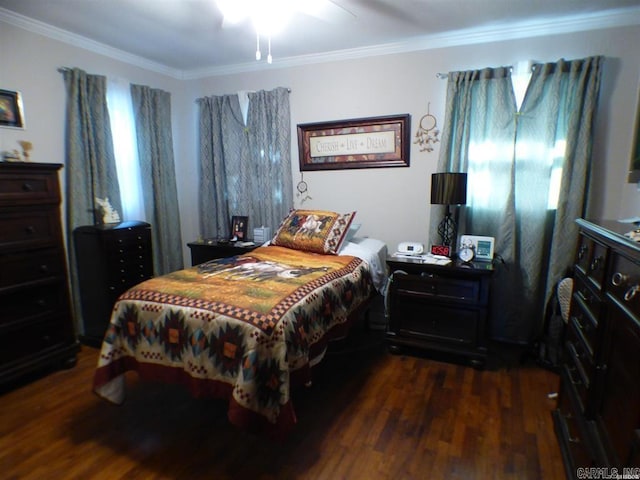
[{"left": 431, "top": 245, "right": 451, "bottom": 257}]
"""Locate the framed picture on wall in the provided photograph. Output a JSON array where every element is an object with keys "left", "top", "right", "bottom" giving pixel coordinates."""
[
  {"left": 230, "top": 216, "right": 248, "bottom": 241},
  {"left": 297, "top": 114, "right": 411, "bottom": 171},
  {"left": 0, "top": 89, "right": 25, "bottom": 128}
]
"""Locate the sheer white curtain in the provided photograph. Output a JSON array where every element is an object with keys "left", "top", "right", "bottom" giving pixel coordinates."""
[{"left": 106, "top": 77, "right": 145, "bottom": 221}]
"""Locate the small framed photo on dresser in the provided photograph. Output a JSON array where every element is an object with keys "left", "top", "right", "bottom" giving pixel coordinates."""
[{"left": 230, "top": 215, "right": 248, "bottom": 241}]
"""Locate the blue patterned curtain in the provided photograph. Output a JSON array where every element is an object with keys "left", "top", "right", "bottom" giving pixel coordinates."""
[
  {"left": 435, "top": 57, "right": 603, "bottom": 344},
  {"left": 130, "top": 84, "right": 183, "bottom": 275},
  {"left": 62, "top": 67, "right": 121, "bottom": 333},
  {"left": 197, "top": 87, "right": 292, "bottom": 239}
]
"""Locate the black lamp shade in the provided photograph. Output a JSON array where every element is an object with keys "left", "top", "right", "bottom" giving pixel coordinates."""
[{"left": 431, "top": 173, "right": 467, "bottom": 205}]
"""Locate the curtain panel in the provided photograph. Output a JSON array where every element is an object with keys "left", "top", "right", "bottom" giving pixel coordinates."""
[
  {"left": 130, "top": 84, "right": 184, "bottom": 275},
  {"left": 435, "top": 57, "right": 603, "bottom": 344},
  {"left": 197, "top": 87, "right": 293, "bottom": 240},
  {"left": 62, "top": 67, "right": 121, "bottom": 333}
]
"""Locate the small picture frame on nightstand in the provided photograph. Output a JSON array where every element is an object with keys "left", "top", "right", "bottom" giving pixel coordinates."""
[{"left": 230, "top": 215, "right": 248, "bottom": 241}]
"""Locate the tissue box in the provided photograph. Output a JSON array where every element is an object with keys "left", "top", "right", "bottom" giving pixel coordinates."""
[{"left": 253, "top": 226, "right": 271, "bottom": 244}]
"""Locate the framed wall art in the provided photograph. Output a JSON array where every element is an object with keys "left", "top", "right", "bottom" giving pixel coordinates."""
[
  {"left": 297, "top": 114, "right": 411, "bottom": 171},
  {"left": 0, "top": 89, "right": 25, "bottom": 128}
]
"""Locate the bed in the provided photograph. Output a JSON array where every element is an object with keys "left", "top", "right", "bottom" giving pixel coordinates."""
[{"left": 93, "top": 209, "right": 387, "bottom": 436}]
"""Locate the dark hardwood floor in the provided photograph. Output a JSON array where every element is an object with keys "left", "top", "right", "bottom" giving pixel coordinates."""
[{"left": 0, "top": 330, "right": 565, "bottom": 479}]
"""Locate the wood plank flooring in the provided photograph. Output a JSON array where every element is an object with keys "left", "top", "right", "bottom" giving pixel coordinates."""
[{"left": 0, "top": 331, "right": 565, "bottom": 479}]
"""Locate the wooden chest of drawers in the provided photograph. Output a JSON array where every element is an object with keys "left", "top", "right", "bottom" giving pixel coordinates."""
[
  {"left": 0, "top": 162, "right": 79, "bottom": 386},
  {"left": 73, "top": 221, "right": 153, "bottom": 346},
  {"left": 554, "top": 219, "right": 640, "bottom": 476}
]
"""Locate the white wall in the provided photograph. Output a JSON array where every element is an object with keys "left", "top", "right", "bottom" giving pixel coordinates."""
[
  {"left": 183, "top": 25, "right": 640, "bottom": 254},
  {"left": 2, "top": 19, "right": 640, "bottom": 264}
]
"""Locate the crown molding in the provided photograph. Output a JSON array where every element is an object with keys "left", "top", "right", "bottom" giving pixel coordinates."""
[
  {"left": 2, "top": 5, "right": 639, "bottom": 81},
  {"left": 0, "top": 7, "right": 184, "bottom": 79}
]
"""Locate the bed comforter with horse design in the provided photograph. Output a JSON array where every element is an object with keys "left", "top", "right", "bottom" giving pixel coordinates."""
[{"left": 93, "top": 245, "right": 373, "bottom": 435}]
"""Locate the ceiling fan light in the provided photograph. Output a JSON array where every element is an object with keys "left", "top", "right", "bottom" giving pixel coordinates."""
[{"left": 216, "top": 0, "right": 248, "bottom": 24}]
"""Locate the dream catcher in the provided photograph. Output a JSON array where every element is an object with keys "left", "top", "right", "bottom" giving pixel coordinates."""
[
  {"left": 414, "top": 103, "right": 440, "bottom": 153},
  {"left": 296, "top": 173, "right": 312, "bottom": 204}
]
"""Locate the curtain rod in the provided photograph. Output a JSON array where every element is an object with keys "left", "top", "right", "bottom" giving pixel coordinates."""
[
  {"left": 195, "top": 88, "right": 292, "bottom": 103},
  {"left": 437, "top": 65, "right": 535, "bottom": 79},
  {"left": 58, "top": 68, "right": 293, "bottom": 95}
]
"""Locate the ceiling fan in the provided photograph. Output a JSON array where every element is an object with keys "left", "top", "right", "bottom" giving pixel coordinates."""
[
  {"left": 215, "top": 0, "right": 355, "bottom": 63},
  {"left": 216, "top": 0, "right": 355, "bottom": 32}
]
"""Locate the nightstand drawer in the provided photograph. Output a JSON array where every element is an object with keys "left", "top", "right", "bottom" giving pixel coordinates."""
[
  {"left": 391, "top": 300, "right": 479, "bottom": 345},
  {"left": 393, "top": 274, "right": 481, "bottom": 304}
]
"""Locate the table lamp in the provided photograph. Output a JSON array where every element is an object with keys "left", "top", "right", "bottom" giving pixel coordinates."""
[{"left": 431, "top": 172, "right": 467, "bottom": 250}]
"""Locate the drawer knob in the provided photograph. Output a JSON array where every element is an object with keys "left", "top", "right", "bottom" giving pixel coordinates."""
[
  {"left": 39, "top": 264, "right": 49, "bottom": 273},
  {"left": 578, "top": 244, "right": 588, "bottom": 260},
  {"left": 612, "top": 272, "right": 628, "bottom": 286},
  {"left": 624, "top": 285, "right": 640, "bottom": 301},
  {"left": 589, "top": 256, "right": 602, "bottom": 271},
  {"left": 22, "top": 182, "right": 34, "bottom": 192},
  {"left": 25, "top": 225, "right": 36, "bottom": 234}
]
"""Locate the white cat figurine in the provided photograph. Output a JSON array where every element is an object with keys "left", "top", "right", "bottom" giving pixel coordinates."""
[{"left": 95, "top": 197, "right": 121, "bottom": 224}]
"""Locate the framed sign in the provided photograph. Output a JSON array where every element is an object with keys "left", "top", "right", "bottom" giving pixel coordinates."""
[
  {"left": 297, "top": 114, "right": 410, "bottom": 171},
  {"left": 0, "top": 89, "right": 25, "bottom": 128}
]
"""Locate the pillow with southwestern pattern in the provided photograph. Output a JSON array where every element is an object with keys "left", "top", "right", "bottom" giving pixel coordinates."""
[{"left": 271, "top": 209, "right": 356, "bottom": 255}]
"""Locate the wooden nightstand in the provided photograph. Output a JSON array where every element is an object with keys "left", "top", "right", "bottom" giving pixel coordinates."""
[
  {"left": 386, "top": 256, "right": 494, "bottom": 367},
  {"left": 187, "top": 239, "right": 259, "bottom": 266}
]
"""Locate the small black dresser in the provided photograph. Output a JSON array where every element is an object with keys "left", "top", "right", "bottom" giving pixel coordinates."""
[
  {"left": 74, "top": 221, "right": 153, "bottom": 346},
  {"left": 386, "top": 256, "right": 494, "bottom": 367}
]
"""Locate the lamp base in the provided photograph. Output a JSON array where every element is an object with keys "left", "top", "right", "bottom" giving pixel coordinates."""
[{"left": 437, "top": 208, "right": 457, "bottom": 248}]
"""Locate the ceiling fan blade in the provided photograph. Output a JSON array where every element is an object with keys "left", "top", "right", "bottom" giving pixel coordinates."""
[{"left": 297, "top": 0, "right": 356, "bottom": 23}]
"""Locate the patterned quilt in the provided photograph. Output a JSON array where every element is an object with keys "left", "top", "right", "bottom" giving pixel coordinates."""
[{"left": 93, "top": 245, "right": 373, "bottom": 435}]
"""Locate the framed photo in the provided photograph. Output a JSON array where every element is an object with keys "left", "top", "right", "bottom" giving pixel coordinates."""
[
  {"left": 297, "top": 114, "right": 410, "bottom": 171},
  {"left": 0, "top": 89, "right": 25, "bottom": 128},
  {"left": 230, "top": 215, "right": 248, "bottom": 241}
]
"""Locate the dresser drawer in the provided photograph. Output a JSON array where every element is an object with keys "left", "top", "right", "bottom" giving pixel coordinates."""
[
  {"left": 0, "top": 168, "right": 60, "bottom": 205},
  {"left": 0, "top": 282, "right": 69, "bottom": 328},
  {"left": 393, "top": 274, "right": 481, "bottom": 305},
  {"left": 556, "top": 378, "right": 594, "bottom": 469},
  {"left": 565, "top": 320, "right": 594, "bottom": 403},
  {"left": 0, "top": 317, "right": 67, "bottom": 365},
  {"left": 562, "top": 354, "right": 590, "bottom": 415},
  {"left": 0, "top": 208, "right": 59, "bottom": 252},
  {"left": 608, "top": 252, "right": 640, "bottom": 320},
  {"left": 0, "top": 248, "right": 66, "bottom": 290},
  {"left": 570, "top": 290, "right": 600, "bottom": 359}
]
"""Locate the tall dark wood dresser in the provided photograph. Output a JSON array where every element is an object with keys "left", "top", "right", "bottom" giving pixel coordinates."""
[
  {"left": 553, "top": 219, "right": 640, "bottom": 477},
  {"left": 74, "top": 221, "right": 153, "bottom": 347},
  {"left": 0, "top": 162, "right": 79, "bottom": 387}
]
